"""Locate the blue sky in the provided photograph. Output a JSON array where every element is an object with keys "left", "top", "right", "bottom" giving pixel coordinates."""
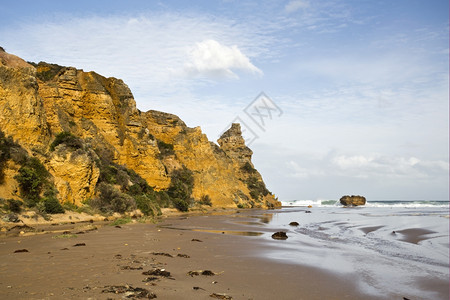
[{"left": 1, "top": 0, "right": 448, "bottom": 201}]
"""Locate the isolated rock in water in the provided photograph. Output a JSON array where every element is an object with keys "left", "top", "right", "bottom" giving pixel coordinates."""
[
  {"left": 272, "top": 231, "right": 288, "bottom": 240},
  {"left": 289, "top": 222, "right": 299, "bottom": 226},
  {"left": 339, "top": 195, "right": 366, "bottom": 206}
]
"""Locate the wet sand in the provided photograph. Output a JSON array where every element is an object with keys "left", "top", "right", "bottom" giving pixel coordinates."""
[
  {"left": 0, "top": 211, "right": 384, "bottom": 300},
  {"left": 394, "top": 228, "right": 438, "bottom": 244}
]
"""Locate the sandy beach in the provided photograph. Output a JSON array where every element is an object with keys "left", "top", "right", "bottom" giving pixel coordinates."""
[{"left": 0, "top": 209, "right": 391, "bottom": 300}]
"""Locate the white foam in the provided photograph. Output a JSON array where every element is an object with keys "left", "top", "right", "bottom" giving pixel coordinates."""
[
  {"left": 281, "top": 200, "right": 449, "bottom": 208},
  {"left": 282, "top": 199, "right": 326, "bottom": 207}
]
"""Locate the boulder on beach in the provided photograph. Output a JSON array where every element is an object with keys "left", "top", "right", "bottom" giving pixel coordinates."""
[
  {"left": 272, "top": 232, "right": 288, "bottom": 240},
  {"left": 339, "top": 195, "right": 366, "bottom": 206}
]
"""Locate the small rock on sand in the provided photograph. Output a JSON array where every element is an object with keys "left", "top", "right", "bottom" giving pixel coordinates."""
[
  {"left": 272, "top": 232, "right": 288, "bottom": 240},
  {"left": 14, "top": 249, "right": 29, "bottom": 253}
]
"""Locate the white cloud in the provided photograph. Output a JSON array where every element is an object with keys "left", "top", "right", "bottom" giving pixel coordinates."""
[
  {"left": 286, "top": 160, "right": 325, "bottom": 179},
  {"left": 184, "top": 39, "right": 262, "bottom": 79},
  {"left": 285, "top": 0, "right": 309, "bottom": 13},
  {"left": 331, "top": 154, "right": 448, "bottom": 179}
]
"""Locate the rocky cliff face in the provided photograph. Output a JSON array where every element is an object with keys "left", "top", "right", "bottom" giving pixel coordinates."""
[
  {"left": 0, "top": 51, "right": 49, "bottom": 148},
  {"left": 0, "top": 49, "right": 280, "bottom": 209}
]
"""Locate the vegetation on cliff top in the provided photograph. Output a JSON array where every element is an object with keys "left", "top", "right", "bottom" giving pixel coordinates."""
[{"left": 29, "top": 61, "right": 65, "bottom": 82}]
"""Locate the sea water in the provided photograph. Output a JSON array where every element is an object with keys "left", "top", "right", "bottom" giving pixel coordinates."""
[
  {"left": 258, "top": 201, "right": 449, "bottom": 299},
  {"left": 162, "top": 200, "right": 449, "bottom": 298},
  {"left": 283, "top": 199, "right": 450, "bottom": 208}
]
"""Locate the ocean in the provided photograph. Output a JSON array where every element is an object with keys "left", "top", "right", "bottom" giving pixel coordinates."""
[
  {"left": 259, "top": 201, "right": 449, "bottom": 299},
  {"left": 282, "top": 199, "right": 450, "bottom": 208}
]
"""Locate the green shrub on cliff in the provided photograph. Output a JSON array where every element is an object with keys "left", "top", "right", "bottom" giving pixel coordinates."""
[
  {"left": 172, "top": 198, "right": 189, "bottom": 212},
  {"left": 0, "top": 129, "right": 19, "bottom": 184},
  {"left": 135, "top": 194, "right": 162, "bottom": 216},
  {"left": 199, "top": 194, "right": 212, "bottom": 206},
  {"left": 4, "top": 199, "right": 22, "bottom": 213},
  {"left": 157, "top": 140, "right": 175, "bottom": 157},
  {"left": 168, "top": 166, "right": 194, "bottom": 211},
  {"left": 241, "top": 162, "right": 257, "bottom": 174},
  {"left": 246, "top": 176, "right": 269, "bottom": 201},
  {"left": 43, "top": 196, "right": 65, "bottom": 214},
  {"left": 14, "top": 157, "right": 50, "bottom": 207},
  {"left": 90, "top": 182, "right": 136, "bottom": 214},
  {"left": 49, "top": 132, "right": 83, "bottom": 151}
]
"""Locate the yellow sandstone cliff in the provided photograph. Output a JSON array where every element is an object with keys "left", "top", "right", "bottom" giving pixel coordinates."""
[{"left": 0, "top": 49, "right": 280, "bottom": 209}]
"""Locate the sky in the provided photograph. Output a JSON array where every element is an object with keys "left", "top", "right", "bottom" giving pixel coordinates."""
[{"left": 1, "top": 0, "right": 448, "bottom": 201}]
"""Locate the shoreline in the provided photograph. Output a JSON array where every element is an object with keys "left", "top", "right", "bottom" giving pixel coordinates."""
[
  {"left": 0, "top": 209, "right": 385, "bottom": 300},
  {"left": 0, "top": 207, "right": 243, "bottom": 238}
]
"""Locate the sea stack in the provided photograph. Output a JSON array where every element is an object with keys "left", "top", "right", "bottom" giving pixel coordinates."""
[{"left": 339, "top": 195, "right": 366, "bottom": 206}]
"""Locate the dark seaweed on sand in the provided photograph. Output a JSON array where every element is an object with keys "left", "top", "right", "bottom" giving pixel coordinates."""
[
  {"left": 187, "top": 270, "right": 216, "bottom": 276},
  {"left": 142, "top": 268, "right": 171, "bottom": 277},
  {"left": 102, "top": 285, "right": 156, "bottom": 299},
  {"left": 210, "top": 293, "right": 233, "bottom": 299},
  {"left": 151, "top": 252, "right": 173, "bottom": 257}
]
